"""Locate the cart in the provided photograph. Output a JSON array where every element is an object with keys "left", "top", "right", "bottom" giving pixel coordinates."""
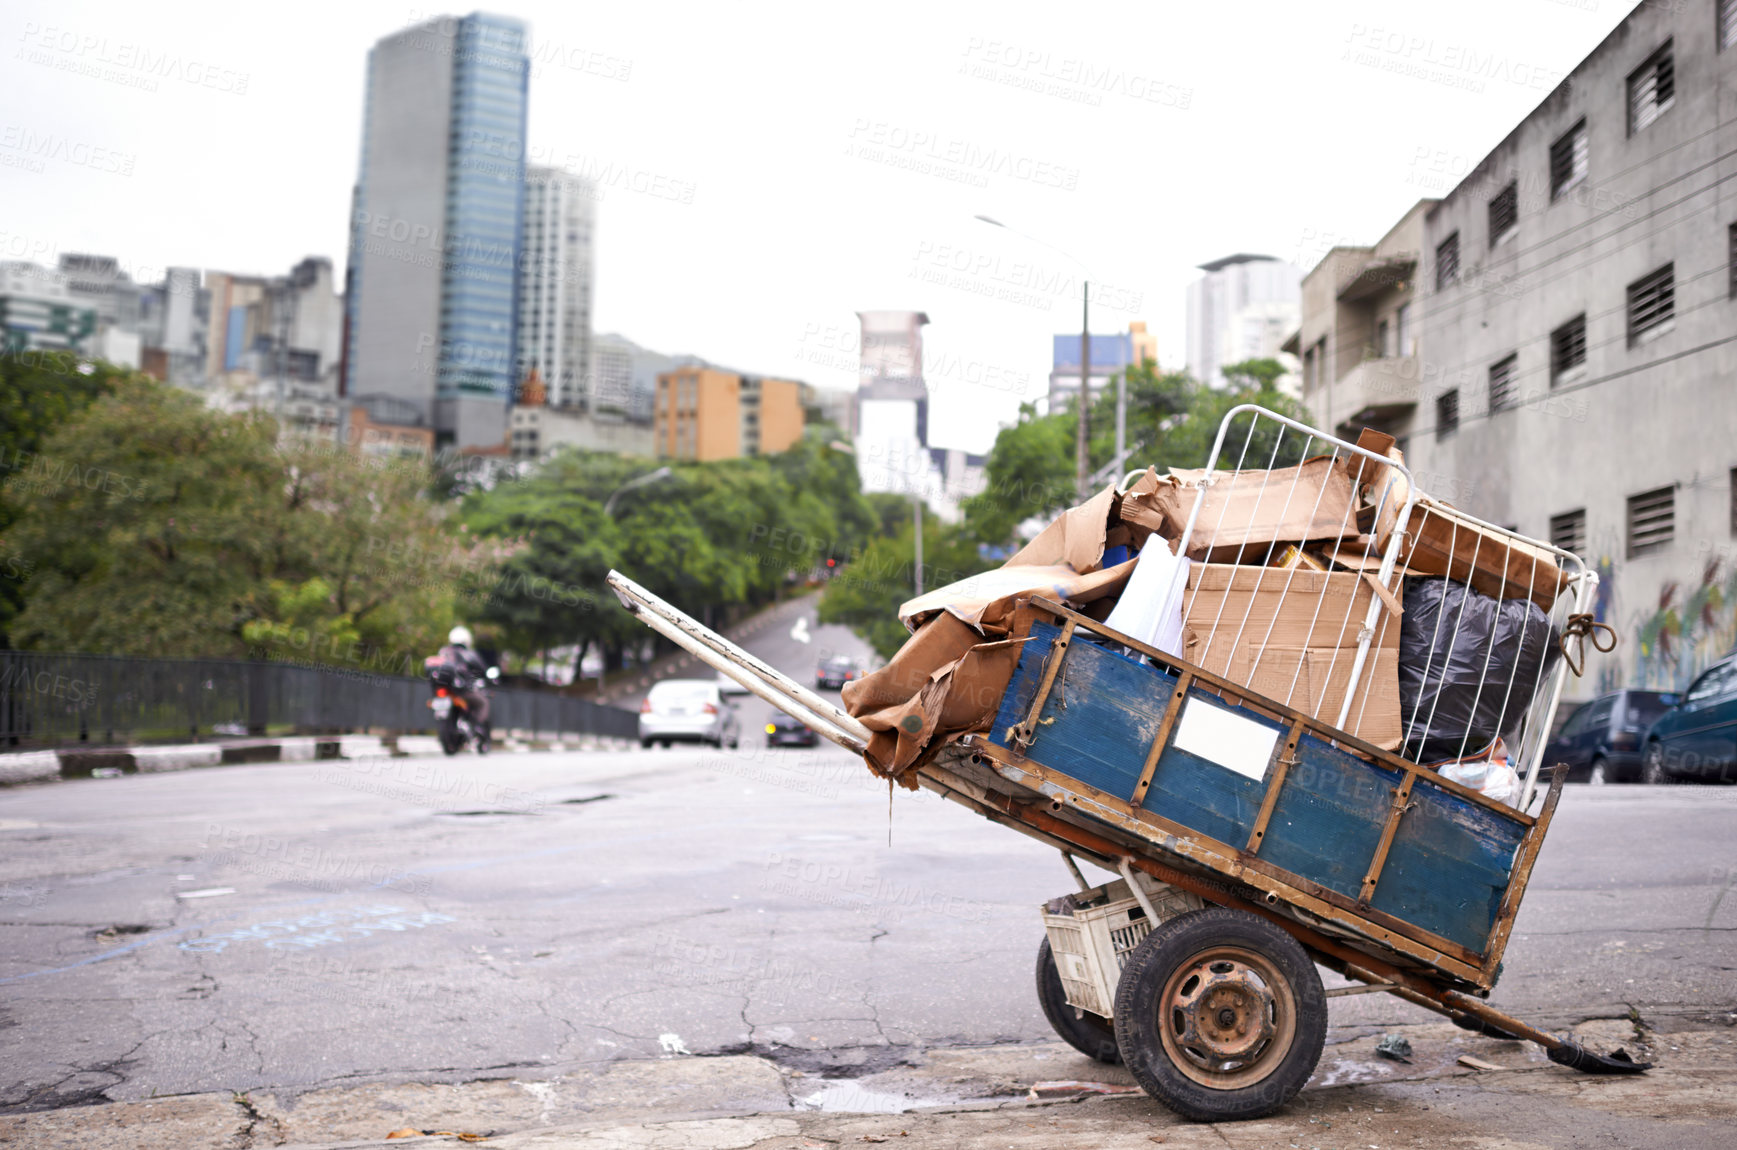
[{"left": 606, "top": 406, "right": 1645, "bottom": 1123}]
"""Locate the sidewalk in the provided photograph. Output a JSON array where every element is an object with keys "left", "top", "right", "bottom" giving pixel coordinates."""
[
  {"left": 3, "top": 1022, "right": 1731, "bottom": 1149},
  {"left": 0, "top": 730, "right": 638, "bottom": 788}
]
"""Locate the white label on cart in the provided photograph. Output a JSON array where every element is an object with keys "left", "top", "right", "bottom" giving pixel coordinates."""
[{"left": 1172, "top": 697, "right": 1279, "bottom": 783}]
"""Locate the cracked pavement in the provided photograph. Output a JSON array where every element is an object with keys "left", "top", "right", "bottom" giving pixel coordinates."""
[{"left": 1, "top": 602, "right": 1735, "bottom": 1146}]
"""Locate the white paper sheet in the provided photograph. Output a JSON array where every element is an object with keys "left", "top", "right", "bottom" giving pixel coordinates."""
[
  {"left": 1171, "top": 696, "right": 1279, "bottom": 782},
  {"left": 1102, "top": 534, "right": 1190, "bottom": 658}
]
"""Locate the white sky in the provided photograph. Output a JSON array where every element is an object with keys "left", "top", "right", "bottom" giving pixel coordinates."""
[{"left": 1, "top": 0, "right": 1634, "bottom": 453}]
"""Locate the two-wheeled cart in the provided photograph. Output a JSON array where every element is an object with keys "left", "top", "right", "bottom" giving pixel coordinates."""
[{"left": 606, "top": 406, "right": 1645, "bottom": 1122}]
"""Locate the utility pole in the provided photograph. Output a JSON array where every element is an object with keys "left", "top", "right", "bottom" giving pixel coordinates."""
[
  {"left": 912, "top": 496, "right": 923, "bottom": 597},
  {"left": 1076, "top": 282, "right": 1090, "bottom": 501}
]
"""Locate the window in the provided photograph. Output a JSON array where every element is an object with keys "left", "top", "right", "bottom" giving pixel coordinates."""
[
  {"left": 1722, "top": 0, "right": 1736, "bottom": 51},
  {"left": 1435, "top": 389, "right": 1460, "bottom": 440},
  {"left": 1489, "top": 182, "right": 1518, "bottom": 247},
  {"left": 1550, "top": 120, "right": 1589, "bottom": 199},
  {"left": 1550, "top": 314, "right": 1587, "bottom": 386},
  {"left": 1435, "top": 232, "right": 1460, "bottom": 290},
  {"left": 1729, "top": 223, "right": 1736, "bottom": 299},
  {"left": 1551, "top": 509, "right": 1587, "bottom": 556},
  {"left": 1395, "top": 303, "right": 1411, "bottom": 356},
  {"left": 1626, "top": 485, "right": 1675, "bottom": 557},
  {"left": 1627, "top": 263, "right": 1675, "bottom": 344},
  {"left": 1488, "top": 353, "right": 1518, "bottom": 412},
  {"left": 1302, "top": 345, "right": 1315, "bottom": 392},
  {"left": 1376, "top": 318, "right": 1390, "bottom": 358},
  {"left": 1628, "top": 43, "right": 1675, "bottom": 135}
]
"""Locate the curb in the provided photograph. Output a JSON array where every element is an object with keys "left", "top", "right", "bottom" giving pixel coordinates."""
[{"left": 0, "top": 731, "right": 639, "bottom": 787}]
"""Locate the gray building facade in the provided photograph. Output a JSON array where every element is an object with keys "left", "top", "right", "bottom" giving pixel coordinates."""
[
  {"left": 343, "top": 13, "right": 529, "bottom": 449},
  {"left": 517, "top": 166, "right": 596, "bottom": 411},
  {"left": 1301, "top": 0, "right": 1737, "bottom": 698}
]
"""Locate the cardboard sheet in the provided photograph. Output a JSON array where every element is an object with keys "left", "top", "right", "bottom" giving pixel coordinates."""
[
  {"left": 1157, "top": 457, "right": 1362, "bottom": 562},
  {"left": 898, "top": 558, "right": 1137, "bottom": 633},
  {"left": 1005, "top": 483, "right": 1120, "bottom": 572},
  {"left": 1399, "top": 498, "right": 1570, "bottom": 611}
]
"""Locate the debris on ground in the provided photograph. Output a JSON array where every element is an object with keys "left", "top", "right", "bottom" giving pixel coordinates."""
[{"left": 1374, "top": 1034, "right": 1414, "bottom": 1063}]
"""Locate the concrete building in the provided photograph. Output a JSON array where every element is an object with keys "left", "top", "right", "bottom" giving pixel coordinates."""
[
  {"left": 517, "top": 166, "right": 596, "bottom": 411},
  {"left": 851, "top": 309, "right": 947, "bottom": 498},
  {"left": 0, "top": 262, "right": 95, "bottom": 355},
  {"left": 592, "top": 332, "right": 670, "bottom": 422},
  {"left": 1186, "top": 254, "right": 1301, "bottom": 387},
  {"left": 509, "top": 406, "right": 654, "bottom": 460},
  {"left": 1296, "top": 0, "right": 1737, "bottom": 696},
  {"left": 1289, "top": 200, "right": 1434, "bottom": 442},
  {"left": 343, "top": 13, "right": 529, "bottom": 449},
  {"left": 653, "top": 366, "right": 807, "bottom": 461},
  {"left": 1047, "top": 323, "right": 1159, "bottom": 411}
]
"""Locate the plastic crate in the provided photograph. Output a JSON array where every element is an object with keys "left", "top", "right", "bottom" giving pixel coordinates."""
[{"left": 1040, "top": 878, "right": 1201, "bottom": 1019}]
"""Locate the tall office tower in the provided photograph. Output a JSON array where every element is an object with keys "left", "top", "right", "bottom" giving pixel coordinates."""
[
  {"left": 516, "top": 166, "right": 596, "bottom": 411},
  {"left": 1185, "top": 254, "right": 1301, "bottom": 388},
  {"left": 343, "top": 13, "right": 529, "bottom": 448}
]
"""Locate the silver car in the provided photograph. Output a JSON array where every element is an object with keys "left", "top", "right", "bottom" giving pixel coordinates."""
[{"left": 639, "top": 679, "right": 740, "bottom": 749}]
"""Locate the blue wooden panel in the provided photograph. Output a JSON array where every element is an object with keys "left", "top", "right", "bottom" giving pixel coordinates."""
[
  {"left": 988, "top": 619, "right": 1527, "bottom": 957},
  {"left": 991, "top": 624, "right": 1176, "bottom": 800},
  {"left": 1256, "top": 735, "right": 1400, "bottom": 901},
  {"left": 1138, "top": 684, "right": 1279, "bottom": 849},
  {"left": 1370, "top": 781, "right": 1524, "bottom": 952}
]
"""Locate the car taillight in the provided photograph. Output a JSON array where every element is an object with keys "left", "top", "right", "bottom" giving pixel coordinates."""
[
  {"left": 703, "top": 703, "right": 718, "bottom": 715},
  {"left": 1611, "top": 731, "right": 1639, "bottom": 751},
  {"left": 640, "top": 699, "right": 653, "bottom": 713},
  {"left": 435, "top": 687, "right": 448, "bottom": 697},
  {"left": 765, "top": 723, "right": 777, "bottom": 734}
]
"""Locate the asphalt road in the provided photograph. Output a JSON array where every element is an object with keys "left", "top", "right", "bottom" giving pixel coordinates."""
[{"left": 2, "top": 597, "right": 1735, "bottom": 1120}]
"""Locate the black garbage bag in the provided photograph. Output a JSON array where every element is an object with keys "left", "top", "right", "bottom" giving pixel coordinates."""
[{"left": 1397, "top": 577, "right": 1561, "bottom": 763}]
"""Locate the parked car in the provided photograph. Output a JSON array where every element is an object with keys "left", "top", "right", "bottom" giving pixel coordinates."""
[
  {"left": 1544, "top": 689, "right": 1679, "bottom": 783},
  {"left": 1640, "top": 654, "right": 1737, "bottom": 784},
  {"left": 816, "top": 655, "right": 862, "bottom": 690},
  {"left": 765, "top": 711, "right": 818, "bottom": 748},
  {"left": 639, "top": 679, "right": 740, "bottom": 749},
  {"left": 715, "top": 673, "right": 750, "bottom": 697}
]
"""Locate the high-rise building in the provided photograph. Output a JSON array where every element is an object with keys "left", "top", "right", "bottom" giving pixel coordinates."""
[
  {"left": 343, "top": 13, "right": 529, "bottom": 449},
  {"left": 1186, "top": 254, "right": 1301, "bottom": 387},
  {"left": 0, "top": 262, "right": 95, "bottom": 355},
  {"left": 517, "top": 166, "right": 596, "bottom": 410},
  {"left": 593, "top": 332, "right": 673, "bottom": 422}
]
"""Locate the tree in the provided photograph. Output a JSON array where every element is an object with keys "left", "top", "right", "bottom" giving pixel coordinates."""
[
  {"left": 0, "top": 351, "right": 129, "bottom": 645},
  {"left": 819, "top": 503, "right": 994, "bottom": 660},
  {"left": 961, "top": 403, "right": 1077, "bottom": 546},
  {"left": 6, "top": 377, "right": 464, "bottom": 666}
]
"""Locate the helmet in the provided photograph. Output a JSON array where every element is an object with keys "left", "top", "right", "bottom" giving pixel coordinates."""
[{"left": 449, "top": 625, "right": 473, "bottom": 647}]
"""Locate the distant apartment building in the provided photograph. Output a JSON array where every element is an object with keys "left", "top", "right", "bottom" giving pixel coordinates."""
[
  {"left": 1294, "top": 0, "right": 1737, "bottom": 697},
  {"left": 1186, "top": 254, "right": 1301, "bottom": 387},
  {"left": 343, "top": 13, "right": 529, "bottom": 449},
  {"left": 1047, "top": 322, "right": 1158, "bottom": 411},
  {"left": 0, "top": 262, "right": 96, "bottom": 355},
  {"left": 517, "top": 166, "right": 596, "bottom": 411},
  {"left": 654, "top": 366, "right": 805, "bottom": 461},
  {"left": 592, "top": 332, "right": 669, "bottom": 422}
]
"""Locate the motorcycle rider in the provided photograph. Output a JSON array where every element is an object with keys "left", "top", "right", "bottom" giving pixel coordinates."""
[{"left": 440, "top": 625, "right": 494, "bottom": 752}]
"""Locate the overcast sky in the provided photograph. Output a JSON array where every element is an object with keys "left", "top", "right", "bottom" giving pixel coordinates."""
[{"left": 2, "top": 0, "right": 1635, "bottom": 453}]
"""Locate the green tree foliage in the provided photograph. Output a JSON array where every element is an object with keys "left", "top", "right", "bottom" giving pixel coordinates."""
[
  {"left": 964, "top": 360, "right": 1315, "bottom": 547},
  {"left": 6, "top": 376, "right": 461, "bottom": 666},
  {"left": 0, "top": 351, "right": 129, "bottom": 644},
  {"left": 819, "top": 501, "right": 994, "bottom": 660},
  {"left": 461, "top": 429, "right": 879, "bottom": 671}
]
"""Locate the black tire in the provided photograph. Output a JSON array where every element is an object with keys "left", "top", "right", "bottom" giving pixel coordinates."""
[
  {"left": 1035, "top": 937, "right": 1121, "bottom": 1064},
  {"left": 1114, "top": 907, "right": 1326, "bottom": 1123},
  {"left": 640, "top": 739, "right": 652, "bottom": 749},
  {"left": 439, "top": 721, "right": 464, "bottom": 756},
  {"left": 1642, "top": 740, "right": 1671, "bottom": 785},
  {"left": 1588, "top": 756, "right": 1609, "bottom": 786}
]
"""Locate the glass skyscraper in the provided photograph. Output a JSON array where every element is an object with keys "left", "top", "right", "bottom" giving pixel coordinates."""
[{"left": 344, "top": 13, "right": 529, "bottom": 449}]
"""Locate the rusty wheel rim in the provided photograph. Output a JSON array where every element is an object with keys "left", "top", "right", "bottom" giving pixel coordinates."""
[{"left": 1157, "top": 945, "right": 1296, "bottom": 1089}]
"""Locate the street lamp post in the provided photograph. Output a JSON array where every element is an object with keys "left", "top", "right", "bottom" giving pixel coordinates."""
[
  {"left": 603, "top": 466, "right": 672, "bottom": 516},
  {"left": 974, "top": 215, "right": 1115, "bottom": 501}
]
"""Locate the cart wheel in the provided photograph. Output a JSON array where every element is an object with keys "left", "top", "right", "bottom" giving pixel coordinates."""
[
  {"left": 1114, "top": 907, "right": 1325, "bottom": 1122},
  {"left": 1035, "top": 937, "right": 1120, "bottom": 1064}
]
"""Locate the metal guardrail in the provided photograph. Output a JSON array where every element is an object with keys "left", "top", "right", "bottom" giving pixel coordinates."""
[{"left": 0, "top": 651, "right": 638, "bottom": 748}]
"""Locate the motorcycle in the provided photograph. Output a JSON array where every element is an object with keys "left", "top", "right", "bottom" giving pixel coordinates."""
[{"left": 424, "top": 654, "right": 499, "bottom": 755}]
